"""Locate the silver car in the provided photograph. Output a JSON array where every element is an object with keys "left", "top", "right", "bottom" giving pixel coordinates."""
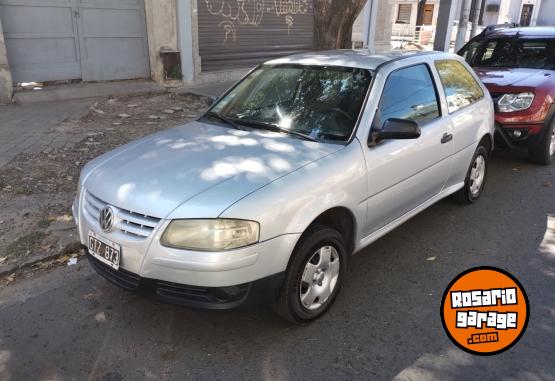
[{"left": 73, "top": 50, "right": 494, "bottom": 322}]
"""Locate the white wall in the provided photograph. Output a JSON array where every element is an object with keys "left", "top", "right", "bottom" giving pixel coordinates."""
[
  {"left": 498, "top": 0, "right": 542, "bottom": 25},
  {"left": 536, "top": 0, "right": 555, "bottom": 25}
]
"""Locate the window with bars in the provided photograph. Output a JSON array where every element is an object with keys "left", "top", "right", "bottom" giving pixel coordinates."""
[{"left": 396, "top": 4, "right": 412, "bottom": 24}]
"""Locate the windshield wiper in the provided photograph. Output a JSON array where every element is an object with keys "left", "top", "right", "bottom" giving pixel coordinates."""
[
  {"left": 239, "top": 120, "right": 318, "bottom": 142},
  {"left": 205, "top": 111, "right": 246, "bottom": 131}
]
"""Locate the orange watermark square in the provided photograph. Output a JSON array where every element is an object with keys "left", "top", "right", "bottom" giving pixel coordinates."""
[{"left": 441, "top": 267, "right": 529, "bottom": 355}]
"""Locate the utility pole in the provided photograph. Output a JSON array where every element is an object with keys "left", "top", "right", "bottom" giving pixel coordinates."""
[
  {"left": 433, "top": 0, "right": 457, "bottom": 51},
  {"left": 454, "top": 0, "right": 472, "bottom": 52},
  {"left": 469, "top": 0, "right": 481, "bottom": 38}
]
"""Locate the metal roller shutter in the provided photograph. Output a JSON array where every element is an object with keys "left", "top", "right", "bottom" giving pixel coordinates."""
[{"left": 198, "top": 0, "right": 314, "bottom": 72}]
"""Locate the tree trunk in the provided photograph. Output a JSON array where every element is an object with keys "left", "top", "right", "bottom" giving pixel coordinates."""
[
  {"left": 415, "top": 0, "right": 427, "bottom": 26},
  {"left": 313, "top": 0, "right": 368, "bottom": 50}
]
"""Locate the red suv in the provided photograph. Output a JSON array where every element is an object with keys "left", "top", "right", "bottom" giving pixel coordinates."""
[{"left": 459, "top": 27, "right": 555, "bottom": 165}]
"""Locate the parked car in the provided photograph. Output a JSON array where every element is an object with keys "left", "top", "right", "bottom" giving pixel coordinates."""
[
  {"left": 459, "top": 26, "right": 555, "bottom": 164},
  {"left": 73, "top": 50, "right": 494, "bottom": 322}
]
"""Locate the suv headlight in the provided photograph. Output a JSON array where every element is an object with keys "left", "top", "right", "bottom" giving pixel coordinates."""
[
  {"left": 497, "top": 92, "right": 534, "bottom": 112},
  {"left": 161, "top": 219, "right": 259, "bottom": 251}
]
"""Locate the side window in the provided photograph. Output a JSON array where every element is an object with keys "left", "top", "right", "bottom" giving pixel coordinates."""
[
  {"left": 373, "top": 64, "right": 440, "bottom": 129},
  {"left": 459, "top": 41, "right": 480, "bottom": 63},
  {"left": 434, "top": 59, "right": 484, "bottom": 113}
]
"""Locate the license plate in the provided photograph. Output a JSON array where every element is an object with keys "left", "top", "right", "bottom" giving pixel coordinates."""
[{"left": 88, "top": 231, "right": 121, "bottom": 270}]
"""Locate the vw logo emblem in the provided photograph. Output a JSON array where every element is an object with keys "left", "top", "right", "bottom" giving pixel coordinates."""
[{"left": 99, "top": 206, "right": 115, "bottom": 233}]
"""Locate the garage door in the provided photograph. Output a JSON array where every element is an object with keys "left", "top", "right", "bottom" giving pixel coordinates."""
[
  {"left": 198, "top": 0, "right": 314, "bottom": 72},
  {"left": 0, "top": 0, "right": 149, "bottom": 83}
]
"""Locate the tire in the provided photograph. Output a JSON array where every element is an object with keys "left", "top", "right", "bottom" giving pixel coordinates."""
[
  {"left": 529, "top": 118, "right": 555, "bottom": 165},
  {"left": 453, "top": 145, "right": 489, "bottom": 204},
  {"left": 272, "top": 225, "right": 347, "bottom": 323}
]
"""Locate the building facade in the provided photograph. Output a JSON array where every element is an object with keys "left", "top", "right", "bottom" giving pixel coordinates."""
[
  {"left": 7, "top": 0, "right": 547, "bottom": 103},
  {"left": 482, "top": 0, "right": 555, "bottom": 26},
  {"left": 0, "top": 0, "right": 179, "bottom": 102},
  {"left": 178, "top": 0, "right": 316, "bottom": 85},
  {"left": 0, "top": 0, "right": 321, "bottom": 101}
]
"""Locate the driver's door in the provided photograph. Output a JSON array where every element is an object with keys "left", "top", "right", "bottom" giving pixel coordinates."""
[{"left": 361, "top": 63, "right": 453, "bottom": 238}]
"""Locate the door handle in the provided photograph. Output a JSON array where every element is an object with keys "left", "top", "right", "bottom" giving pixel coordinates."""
[
  {"left": 74, "top": 10, "right": 80, "bottom": 18},
  {"left": 441, "top": 133, "right": 453, "bottom": 144}
]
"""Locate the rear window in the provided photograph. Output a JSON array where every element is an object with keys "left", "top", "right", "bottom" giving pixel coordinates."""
[
  {"left": 463, "top": 38, "right": 555, "bottom": 70},
  {"left": 434, "top": 60, "right": 484, "bottom": 113}
]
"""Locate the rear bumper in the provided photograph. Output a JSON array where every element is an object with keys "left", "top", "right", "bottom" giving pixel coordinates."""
[{"left": 86, "top": 248, "right": 284, "bottom": 309}]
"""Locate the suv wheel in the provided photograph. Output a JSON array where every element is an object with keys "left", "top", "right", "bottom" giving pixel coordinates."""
[
  {"left": 529, "top": 118, "right": 555, "bottom": 165},
  {"left": 453, "top": 145, "right": 489, "bottom": 204},
  {"left": 273, "top": 226, "right": 346, "bottom": 323}
]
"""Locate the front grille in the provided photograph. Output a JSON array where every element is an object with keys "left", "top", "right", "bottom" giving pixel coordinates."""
[
  {"left": 155, "top": 280, "right": 249, "bottom": 305},
  {"left": 155, "top": 281, "right": 213, "bottom": 303},
  {"left": 83, "top": 190, "right": 160, "bottom": 238}
]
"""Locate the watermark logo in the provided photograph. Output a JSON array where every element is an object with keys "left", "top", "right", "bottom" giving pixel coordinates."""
[{"left": 441, "top": 266, "right": 529, "bottom": 355}]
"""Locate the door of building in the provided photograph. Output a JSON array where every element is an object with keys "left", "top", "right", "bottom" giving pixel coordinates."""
[
  {"left": 423, "top": 4, "right": 435, "bottom": 25},
  {"left": 520, "top": 4, "right": 534, "bottom": 26}
]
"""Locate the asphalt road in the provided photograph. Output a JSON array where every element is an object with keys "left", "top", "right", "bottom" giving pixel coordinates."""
[{"left": 1, "top": 149, "right": 554, "bottom": 381}]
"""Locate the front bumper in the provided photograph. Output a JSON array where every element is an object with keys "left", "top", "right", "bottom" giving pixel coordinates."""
[
  {"left": 494, "top": 122, "right": 544, "bottom": 149},
  {"left": 494, "top": 104, "right": 555, "bottom": 149},
  {"left": 75, "top": 188, "right": 300, "bottom": 308},
  {"left": 85, "top": 248, "right": 284, "bottom": 309}
]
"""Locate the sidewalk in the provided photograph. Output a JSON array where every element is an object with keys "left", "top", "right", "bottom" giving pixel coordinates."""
[
  {"left": 0, "top": 79, "right": 235, "bottom": 169},
  {"left": 0, "top": 91, "right": 210, "bottom": 279},
  {"left": 0, "top": 99, "right": 93, "bottom": 168},
  {"left": 178, "top": 80, "right": 237, "bottom": 100}
]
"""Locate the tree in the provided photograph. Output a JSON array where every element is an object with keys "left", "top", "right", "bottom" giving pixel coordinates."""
[{"left": 313, "top": 0, "right": 368, "bottom": 50}]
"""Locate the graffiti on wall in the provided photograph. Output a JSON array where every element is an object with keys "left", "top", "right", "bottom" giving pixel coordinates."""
[{"left": 205, "top": 0, "right": 309, "bottom": 43}]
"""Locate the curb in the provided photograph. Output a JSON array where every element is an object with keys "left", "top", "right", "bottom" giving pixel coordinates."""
[{"left": 0, "top": 240, "right": 82, "bottom": 278}]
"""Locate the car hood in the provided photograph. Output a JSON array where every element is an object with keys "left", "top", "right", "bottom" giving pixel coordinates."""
[
  {"left": 83, "top": 121, "right": 340, "bottom": 218},
  {"left": 474, "top": 67, "right": 553, "bottom": 89}
]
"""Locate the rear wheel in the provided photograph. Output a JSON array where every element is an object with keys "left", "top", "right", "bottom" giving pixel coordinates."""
[
  {"left": 529, "top": 119, "right": 555, "bottom": 165},
  {"left": 453, "top": 145, "right": 489, "bottom": 204},
  {"left": 273, "top": 226, "right": 346, "bottom": 323}
]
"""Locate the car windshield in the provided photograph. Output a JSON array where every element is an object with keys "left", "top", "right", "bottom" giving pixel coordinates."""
[
  {"left": 205, "top": 64, "right": 372, "bottom": 143},
  {"left": 463, "top": 38, "right": 555, "bottom": 70}
]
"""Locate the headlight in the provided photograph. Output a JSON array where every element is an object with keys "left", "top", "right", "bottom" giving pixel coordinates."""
[
  {"left": 161, "top": 219, "right": 259, "bottom": 251},
  {"left": 497, "top": 92, "right": 534, "bottom": 112}
]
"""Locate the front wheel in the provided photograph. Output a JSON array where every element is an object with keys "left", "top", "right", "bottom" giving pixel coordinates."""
[
  {"left": 453, "top": 145, "right": 489, "bottom": 204},
  {"left": 529, "top": 119, "right": 555, "bottom": 165},
  {"left": 273, "top": 226, "right": 346, "bottom": 323}
]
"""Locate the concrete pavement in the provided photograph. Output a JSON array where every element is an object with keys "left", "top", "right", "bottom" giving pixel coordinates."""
[
  {"left": 0, "top": 79, "right": 233, "bottom": 169},
  {"left": 0, "top": 149, "right": 553, "bottom": 380},
  {"left": 0, "top": 100, "right": 92, "bottom": 168},
  {"left": 12, "top": 80, "right": 164, "bottom": 104}
]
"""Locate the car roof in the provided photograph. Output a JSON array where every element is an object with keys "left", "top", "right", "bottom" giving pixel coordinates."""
[
  {"left": 485, "top": 26, "right": 555, "bottom": 39},
  {"left": 264, "top": 49, "right": 447, "bottom": 70}
]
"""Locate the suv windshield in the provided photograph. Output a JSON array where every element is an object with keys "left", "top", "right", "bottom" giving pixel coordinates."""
[
  {"left": 462, "top": 38, "right": 555, "bottom": 70},
  {"left": 205, "top": 64, "right": 372, "bottom": 143}
]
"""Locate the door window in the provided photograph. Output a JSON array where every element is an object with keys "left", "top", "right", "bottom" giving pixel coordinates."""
[
  {"left": 434, "top": 60, "right": 484, "bottom": 113},
  {"left": 373, "top": 64, "right": 440, "bottom": 129}
]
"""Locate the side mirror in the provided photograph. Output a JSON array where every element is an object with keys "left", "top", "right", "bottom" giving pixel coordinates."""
[{"left": 369, "top": 118, "right": 421, "bottom": 146}]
